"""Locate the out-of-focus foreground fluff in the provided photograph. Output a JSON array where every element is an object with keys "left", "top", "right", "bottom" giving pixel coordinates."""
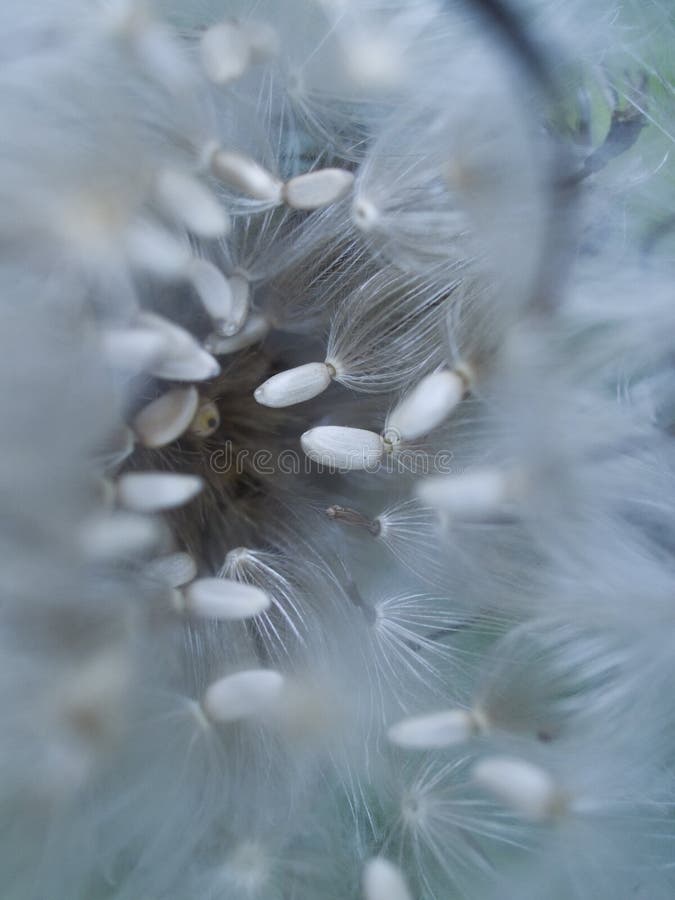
[{"left": 2, "top": 1, "right": 675, "bottom": 897}]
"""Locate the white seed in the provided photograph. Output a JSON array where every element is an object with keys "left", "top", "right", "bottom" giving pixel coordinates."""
[
  {"left": 228, "top": 273, "right": 251, "bottom": 333},
  {"left": 145, "top": 552, "right": 197, "bottom": 588},
  {"left": 472, "top": 756, "right": 564, "bottom": 821},
  {"left": 239, "top": 20, "right": 279, "bottom": 63},
  {"left": 133, "top": 24, "right": 194, "bottom": 92},
  {"left": 362, "top": 858, "right": 412, "bottom": 900},
  {"left": 186, "top": 258, "right": 235, "bottom": 331},
  {"left": 100, "top": 327, "right": 166, "bottom": 373},
  {"left": 137, "top": 312, "right": 220, "bottom": 382},
  {"left": 105, "top": 0, "right": 193, "bottom": 92},
  {"left": 203, "top": 669, "right": 284, "bottom": 723},
  {"left": 200, "top": 20, "right": 251, "bottom": 84},
  {"left": 133, "top": 386, "right": 199, "bottom": 448},
  {"left": 185, "top": 578, "right": 270, "bottom": 620},
  {"left": 188, "top": 398, "right": 220, "bottom": 438},
  {"left": 344, "top": 34, "right": 406, "bottom": 90},
  {"left": 301, "top": 426, "right": 385, "bottom": 470},
  {"left": 416, "top": 468, "right": 511, "bottom": 519},
  {"left": 155, "top": 344, "right": 219, "bottom": 381},
  {"left": 209, "top": 148, "right": 282, "bottom": 203},
  {"left": 387, "top": 709, "right": 480, "bottom": 749},
  {"left": 283, "top": 169, "right": 355, "bottom": 210},
  {"left": 124, "top": 220, "right": 191, "bottom": 278},
  {"left": 132, "top": 315, "right": 183, "bottom": 351},
  {"left": 385, "top": 369, "right": 467, "bottom": 443},
  {"left": 59, "top": 650, "right": 131, "bottom": 745},
  {"left": 100, "top": 0, "right": 147, "bottom": 34},
  {"left": 154, "top": 168, "right": 228, "bottom": 238},
  {"left": 254, "top": 362, "right": 333, "bottom": 408},
  {"left": 79, "top": 511, "right": 161, "bottom": 559},
  {"left": 205, "top": 313, "right": 269, "bottom": 355},
  {"left": 117, "top": 472, "right": 203, "bottom": 512}
]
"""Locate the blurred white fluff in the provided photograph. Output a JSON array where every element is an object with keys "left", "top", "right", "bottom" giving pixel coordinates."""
[{"left": 1, "top": 1, "right": 675, "bottom": 899}]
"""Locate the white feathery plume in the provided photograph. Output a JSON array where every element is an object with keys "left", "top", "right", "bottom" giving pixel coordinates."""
[
  {"left": 324, "top": 267, "right": 450, "bottom": 393},
  {"left": 326, "top": 499, "right": 453, "bottom": 587},
  {"left": 219, "top": 548, "right": 317, "bottom": 657},
  {"left": 381, "top": 755, "right": 530, "bottom": 898},
  {"left": 255, "top": 267, "right": 452, "bottom": 406}
]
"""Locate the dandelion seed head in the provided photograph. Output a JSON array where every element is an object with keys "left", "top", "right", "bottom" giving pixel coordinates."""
[{"left": 3, "top": 0, "right": 675, "bottom": 897}]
